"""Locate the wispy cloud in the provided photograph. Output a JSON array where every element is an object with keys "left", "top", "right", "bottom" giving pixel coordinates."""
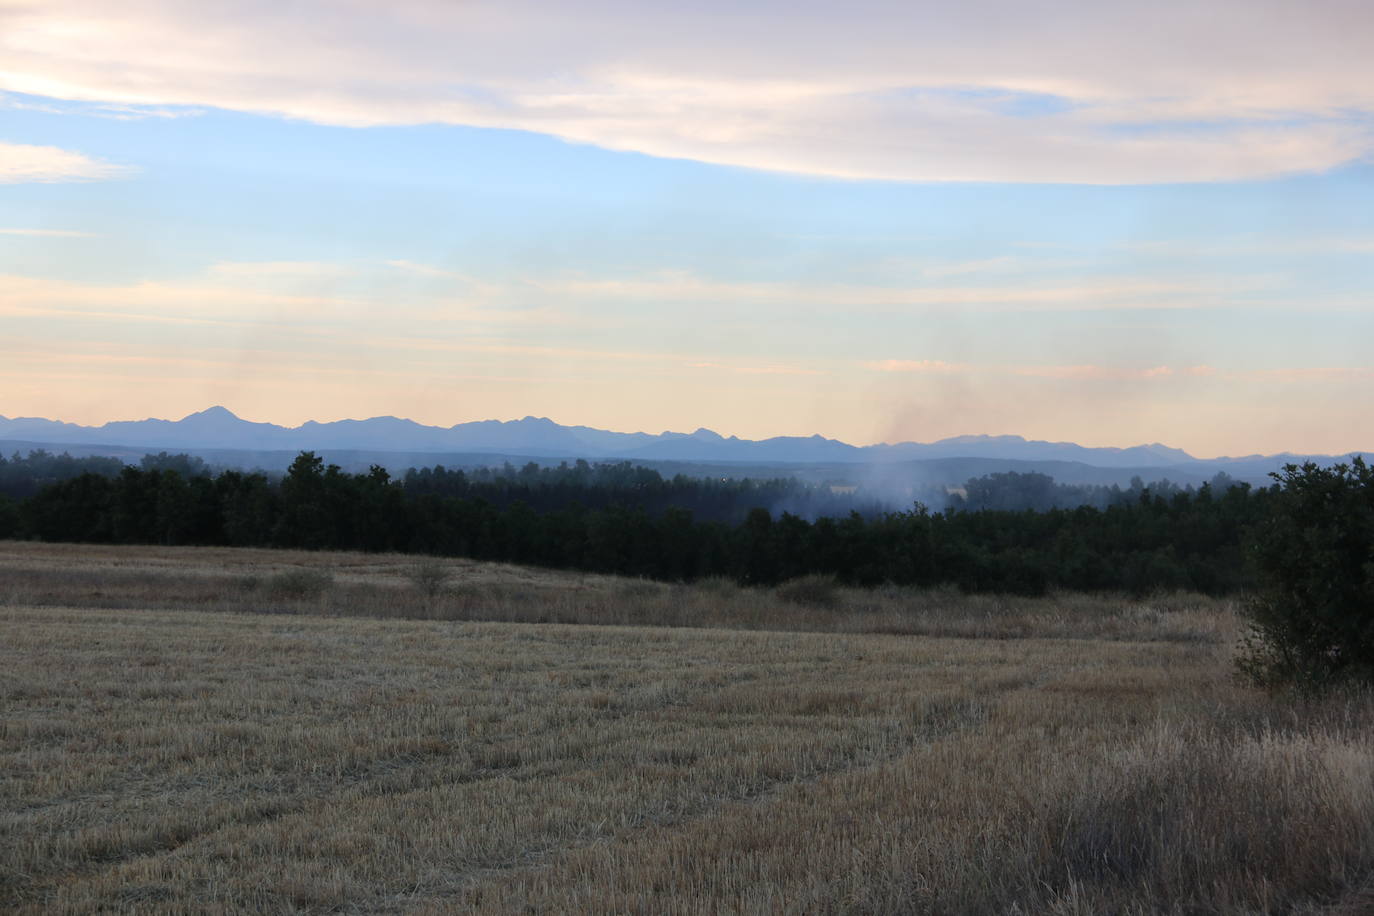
[
  {"left": 0, "top": 227, "right": 98, "bottom": 237},
  {"left": 865, "top": 359, "right": 1374, "bottom": 386},
  {"left": 0, "top": 267, "right": 586, "bottom": 337},
  {"left": 542, "top": 270, "right": 1262, "bottom": 312},
  {"left": 865, "top": 359, "right": 968, "bottom": 373},
  {"left": 0, "top": 273, "right": 356, "bottom": 325},
  {"left": 867, "top": 360, "right": 1221, "bottom": 380},
  {"left": 208, "top": 260, "right": 355, "bottom": 280},
  {"left": 1, "top": 91, "right": 201, "bottom": 120},
  {"left": 0, "top": 140, "right": 132, "bottom": 183},
  {"left": 1249, "top": 367, "right": 1374, "bottom": 382},
  {"left": 84, "top": 103, "right": 203, "bottom": 121},
  {"left": 917, "top": 256, "right": 1051, "bottom": 279},
  {"left": 4, "top": 1, "right": 1373, "bottom": 183},
  {"left": 1118, "top": 235, "right": 1374, "bottom": 259},
  {"left": 385, "top": 259, "right": 459, "bottom": 278},
  {"left": 731, "top": 365, "right": 822, "bottom": 376},
  {"left": 1013, "top": 364, "right": 1176, "bottom": 380}
]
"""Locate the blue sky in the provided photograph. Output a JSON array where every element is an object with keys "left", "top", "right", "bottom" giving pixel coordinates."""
[{"left": 2, "top": 1, "right": 1373, "bottom": 456}]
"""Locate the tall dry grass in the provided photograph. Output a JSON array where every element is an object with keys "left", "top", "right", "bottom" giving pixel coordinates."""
[
  {"left": 0, "top": 541, "right": 1235, "bottom": 642},
  {"left": 3, "top": 541, "right": 1372, "bottom": 913}
]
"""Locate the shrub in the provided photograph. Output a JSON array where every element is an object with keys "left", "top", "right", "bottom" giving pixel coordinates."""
[
  {"left": 775, "top": 574, "right": 841, "bottom": 609},
  {"left": 1238, "top": 458, "right": 1374, "bottom": 689},
  {"left": 405, "top": 558, "right": 453, "bottom": 601}
]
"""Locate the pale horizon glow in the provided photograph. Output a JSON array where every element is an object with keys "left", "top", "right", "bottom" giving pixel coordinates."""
[{"left": 2, "top": 1, "right": 1372, "bottom": 458}]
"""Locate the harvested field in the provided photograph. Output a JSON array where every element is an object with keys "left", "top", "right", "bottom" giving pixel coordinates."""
[
  {"left": 3, "top": 542, "right": 1374, "bottom": 913},
  {"left": 0, "top": 541, "right": 1233, "bottom": 642}
]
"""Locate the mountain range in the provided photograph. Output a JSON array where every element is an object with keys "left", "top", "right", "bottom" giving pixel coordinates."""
[{"left": 1, "top": 406, "right": 1367, "bottom": 486}]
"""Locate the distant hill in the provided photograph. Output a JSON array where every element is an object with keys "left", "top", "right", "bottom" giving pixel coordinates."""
[{"left": 1, "top": 406, "right": 1368, "bottom": 486}]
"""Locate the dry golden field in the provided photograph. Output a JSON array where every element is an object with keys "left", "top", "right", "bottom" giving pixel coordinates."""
[
  {"left": 3, "top": 541, "right": 1374, "bottom": 914},
  {"left": 0, "top": 541, "right": 1234, "bottom": 642}
]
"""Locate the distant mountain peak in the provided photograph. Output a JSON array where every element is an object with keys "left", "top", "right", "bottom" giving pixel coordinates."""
[
  {"left": 162, "top": 406, "right": 251, "bottom": 429},
  {"left": 183, "top": 405, "right": 240, "bottom": 421}
]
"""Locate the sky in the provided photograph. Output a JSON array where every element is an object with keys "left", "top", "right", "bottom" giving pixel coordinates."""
[{"left": 2, "top": 0, "right": 1372, "bottom": 458}]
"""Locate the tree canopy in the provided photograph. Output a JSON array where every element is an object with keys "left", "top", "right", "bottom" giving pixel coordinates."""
[{"left": 6, "top": 450, "right": 1279, "bottom": 597}]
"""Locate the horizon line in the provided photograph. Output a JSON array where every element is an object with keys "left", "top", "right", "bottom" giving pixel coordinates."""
[{"left": 4, "top": 404, "right": 1373, "bottom": 462}]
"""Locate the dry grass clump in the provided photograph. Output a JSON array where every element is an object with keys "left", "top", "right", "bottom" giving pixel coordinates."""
[{"left": 1035, "top": 714, "right": 1374, "bottom": 912}]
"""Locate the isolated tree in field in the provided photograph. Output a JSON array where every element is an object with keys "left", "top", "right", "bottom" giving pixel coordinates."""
[{"left": 1239, "top": 457, "right": 1374, "bottom": 689}]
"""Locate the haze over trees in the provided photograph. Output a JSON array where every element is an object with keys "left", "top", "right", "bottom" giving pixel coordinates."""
[{"left": 5, "top": 448, "right": 1262, "bottom": 596}]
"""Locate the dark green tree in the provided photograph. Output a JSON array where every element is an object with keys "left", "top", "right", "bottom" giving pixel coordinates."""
[
  {"left": 736, "top": 507, "right": 779, "bottom": 584},
  {"left": 0, "top": 493, "right": 18, "bottom": 539},
  {"left": 1238, "top": 458, "right": 1374, "bottom": 689},
  {"left": 274, "top": 452, "right": 331, "bottom": 548},
  {"left": 22, "top": 472, "right": 115, "bottom": 542},
  {"left": 218, "top": 471, "right": 276, "bottom": 547}
]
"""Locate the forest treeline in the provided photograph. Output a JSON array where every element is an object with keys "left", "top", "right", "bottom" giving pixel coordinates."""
[{"left": 0, "top": 449, "right": 1270, "bottom": 596}]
